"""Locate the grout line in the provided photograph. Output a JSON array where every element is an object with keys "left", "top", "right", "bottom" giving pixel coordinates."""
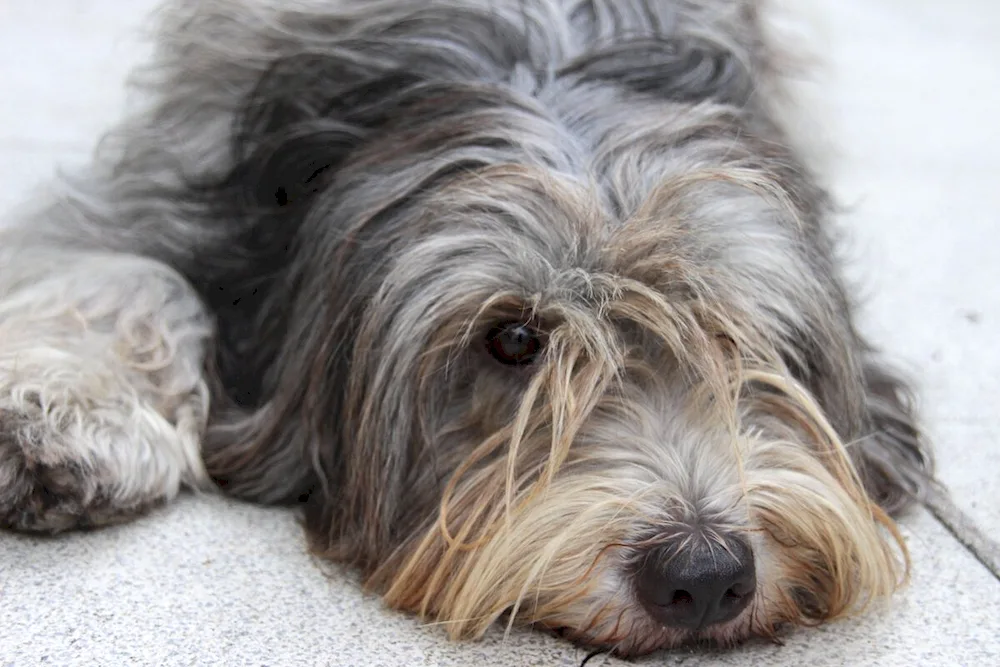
[{"left": 922, "top": 485, "right": 1000, "bottom": 583}]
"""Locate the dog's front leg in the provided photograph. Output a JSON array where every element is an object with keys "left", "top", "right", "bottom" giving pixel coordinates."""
[{"left": 0, "top": 250, "right": 214, "bottom": 532}]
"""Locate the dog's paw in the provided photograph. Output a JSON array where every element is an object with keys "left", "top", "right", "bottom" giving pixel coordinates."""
[{"left": 0, "top": 409, "right": 164, "bottom": 534}]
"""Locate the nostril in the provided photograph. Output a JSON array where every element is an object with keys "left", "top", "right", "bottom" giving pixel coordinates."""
[
  {"left": 725, "top": 579, "right": 753, "bottom": 600},
  {"left": 722, "top": 584, "right": 752, "bottom": 609},
  {"left": 671, "top": 590, "right": 693, "bottom": 605}
]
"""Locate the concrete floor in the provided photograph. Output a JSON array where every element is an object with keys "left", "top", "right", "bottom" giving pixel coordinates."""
[{"left": 1, "top": 1, "right": 999, "bottom": 665}]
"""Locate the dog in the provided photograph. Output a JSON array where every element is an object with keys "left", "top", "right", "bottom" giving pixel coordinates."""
[{"left": 0, "top": 0, "right": 934, "bottom": 657}]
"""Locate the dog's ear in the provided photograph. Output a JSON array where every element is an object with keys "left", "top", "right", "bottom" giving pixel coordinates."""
[
  {"left": 196, "top": 52, "right": 418, "bottom": 504},
  {"left": 787, "top": 332, "right": 934, "bottom": 516},
  {"left": 851, "top": 360, "right": 934, "bottom": 516}
]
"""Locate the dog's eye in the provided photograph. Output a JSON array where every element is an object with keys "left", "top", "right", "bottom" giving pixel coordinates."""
[{"left": 486, "top": 322, "right": 543, "bottom": 366}]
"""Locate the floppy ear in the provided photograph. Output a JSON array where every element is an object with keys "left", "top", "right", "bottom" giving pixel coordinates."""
[
  {"left": 851, "top": 359, "right": 934, "bottom": 516},
  {"left": 195, "top": 50, "right": 417, "bottom": 504},
  {"left": 777, "top": 308, "right": 933, "bottom": 517}
]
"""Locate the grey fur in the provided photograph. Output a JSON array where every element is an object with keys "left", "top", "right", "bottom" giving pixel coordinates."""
[{"left": 0, "top": 0, "right": 933, "bottom": 655}]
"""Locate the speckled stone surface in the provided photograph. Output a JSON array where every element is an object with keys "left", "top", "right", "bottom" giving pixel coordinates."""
[{"left": 2, "top": 1, "right": 1000, "bottom": 666}]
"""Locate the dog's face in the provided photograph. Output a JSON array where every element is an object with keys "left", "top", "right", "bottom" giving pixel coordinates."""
[
  {"left": 314, "top": 162, "right": 904, "bottom": 654},
  {"left": 193, "top": 3, "right": 927, "bottom": 657}
]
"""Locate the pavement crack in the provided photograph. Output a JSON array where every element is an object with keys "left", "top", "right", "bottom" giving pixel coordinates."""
[{"left": 922, "top": 484, "right": 1000, "bottom": 582}]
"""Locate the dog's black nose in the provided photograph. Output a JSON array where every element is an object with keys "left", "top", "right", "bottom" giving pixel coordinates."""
[{"left": 635, "top": 533, "right": 755, "bottom": 631}]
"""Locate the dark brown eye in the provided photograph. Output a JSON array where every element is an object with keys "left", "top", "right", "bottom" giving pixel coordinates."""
[{"left": 486, "top": 322, "right": 543, "bottom": 366}]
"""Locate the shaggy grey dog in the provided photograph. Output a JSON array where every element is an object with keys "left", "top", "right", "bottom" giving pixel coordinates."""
[{"left": 0, "top": 0, "right": 932, "bottom": 656}]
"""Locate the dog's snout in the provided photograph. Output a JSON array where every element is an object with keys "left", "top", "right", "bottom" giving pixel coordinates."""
[{"left": 635, "top": 533, "right": 756, "bottom": 631}]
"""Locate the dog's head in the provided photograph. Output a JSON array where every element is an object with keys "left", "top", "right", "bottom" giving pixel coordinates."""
[{"left": 193, "top": 3, "right": 932, "bottom": 656}]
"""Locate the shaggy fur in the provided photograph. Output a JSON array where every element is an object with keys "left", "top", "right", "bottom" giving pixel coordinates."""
[{"left": 0, "top": 0, "right": 932, "bottom": 656}]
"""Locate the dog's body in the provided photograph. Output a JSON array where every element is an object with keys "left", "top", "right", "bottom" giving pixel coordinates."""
[{"left": 0, "top": 0, "right": 932, "bottom": 656}]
